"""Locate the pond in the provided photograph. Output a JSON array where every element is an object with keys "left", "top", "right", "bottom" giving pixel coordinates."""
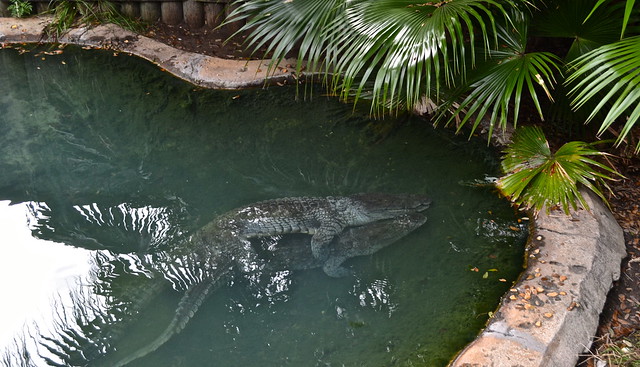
[{"left": 0, "top": 45, "right": 527, "bottom": 367}]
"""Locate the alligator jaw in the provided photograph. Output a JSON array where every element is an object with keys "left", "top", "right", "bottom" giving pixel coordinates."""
[{"left": 348, "top": 193, "right": 432, "bottom": 223}]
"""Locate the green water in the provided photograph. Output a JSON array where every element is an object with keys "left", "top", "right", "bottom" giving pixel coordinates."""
[{"left": 0, "top": 45, "right": 527, "bottom": 367}]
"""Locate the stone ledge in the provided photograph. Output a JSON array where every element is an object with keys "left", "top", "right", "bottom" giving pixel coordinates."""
[
  {"left": 0, "top": 16, "right": 303, "bottom": 89},
  {"left": 451, "top": 189, "right": 626, "bottom": 367},
  {"left": 0, "top": 16, "right": 628, "bottom": 367}
]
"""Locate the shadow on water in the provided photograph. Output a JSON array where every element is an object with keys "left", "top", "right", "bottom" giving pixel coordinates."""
[{"left": 0, "top": 45, "right": 527, "bottom": 366}]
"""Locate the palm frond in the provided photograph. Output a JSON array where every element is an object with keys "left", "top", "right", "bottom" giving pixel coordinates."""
[
  {"left": 227, "top": 0, "right": 511, "bottom": 114},
  {"left": 585, "top": 0, "right": 636, "bottom": 39},
  {"left": 497, "top": 126, "right": 621, "bottom": 214},
  {"left": 438, "top": 12, "right": 562, "bottom": 139},
  {"left": 531, "top": 0, "right": 623, "bottom": 61},
  {"left": 226, "top": 0, "right": 344, "bottom": 75},
  {"left": 566, "top": 35, "right": 640, "bottom": 151},
  {"left": 330, "top": 0, "right": 504, "bottom": 113}
]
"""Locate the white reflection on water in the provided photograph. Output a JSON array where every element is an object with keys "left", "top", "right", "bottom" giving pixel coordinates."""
[
  {"left": 352, "top": 277, "right": 397, "bottom": 318},
  {"left": 0, "top": 200, "right": 180, "bottom": 366},
  {"left": 73, "top": 202, "right": 176, "bottom": 249},
  {"left": 0, "top": 200, "right": 94, "bottom": 349}
]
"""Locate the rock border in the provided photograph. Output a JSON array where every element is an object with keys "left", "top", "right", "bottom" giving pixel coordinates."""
[
  {"left": 0, "top": 16, "right": 302, "bottom": 89},
  {"left": 451, "top": 190, "right": 625, "bottom": 367},
  {"left": 0, "top": 16, "right": 627, "bottom": 367}
]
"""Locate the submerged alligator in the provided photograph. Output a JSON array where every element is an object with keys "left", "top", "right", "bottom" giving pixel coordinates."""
[
  {"left": 112, "top": 193, "right": 430, "bottom": 366},
  {"left": 191, "top": 193, "right": 430, "bottom": 273}
]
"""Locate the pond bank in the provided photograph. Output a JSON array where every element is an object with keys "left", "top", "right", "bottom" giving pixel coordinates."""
[
  {"left": 0, "top": 16, "right": 627, "bottom": 366},
  {"left": 451, "top": 190, "right": 625, "bottom": 367},
  {"left": 0, "top": 16, "right": 300, "bottom": 89}
]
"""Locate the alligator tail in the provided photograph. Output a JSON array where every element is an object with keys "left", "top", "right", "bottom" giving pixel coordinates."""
[{"left": 113, "top": 270, "right": 228, "bottom": 366}]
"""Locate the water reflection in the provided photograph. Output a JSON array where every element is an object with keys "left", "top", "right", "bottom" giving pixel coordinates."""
[
  {"left": 0, "top": 201, "right": 95, "bottom": 365},
  {"left": 353, "top": 278, "right": 397, "bottom": 317},
  {"left": 0, "top": 199, "right": 194, "bottom": 366}
]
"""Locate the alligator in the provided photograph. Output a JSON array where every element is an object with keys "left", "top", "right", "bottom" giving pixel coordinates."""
[
  {"left": 192, "top": 193, "right": 431, "bottom": 270},
  {"left": 112, "top": 209, "right": 428, "bottom": 366}
]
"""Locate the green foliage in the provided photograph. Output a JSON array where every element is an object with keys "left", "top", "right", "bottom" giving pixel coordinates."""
[
  {"left": 8, "top": 0, "right": 32, "bottom": 18},
  {"left": 531, "top": 0, "right": 623, "bottom": 62},
  {"left": 586, "top": 0, "right": 636, "bottom": 39},
  {"left": 438, "top": 11, "right": 562, "bottom": 138},
  {"left": 227, "top": 0, "right": 507, "bottom": 115},
  {"left": 566, "top": 36, "right": 640, "bottom": 151},
  {"left": 44, "top": 0, "right": 143, "bottom": 39},
  {"left": 497, "top": 126, "right": 620, "bottom": 214}
]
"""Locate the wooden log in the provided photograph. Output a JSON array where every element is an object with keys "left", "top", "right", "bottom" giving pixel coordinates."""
[
  {"left": 0, "top": 0, "right": 9, "bottom": 17},
  {"left": 182, "top": 0, "right": 203, "bottom": 28},
  {"left": 120, "top": 2, "right": 140, "bottom": 18},
  {"left": 219, "top": 2, "right": 241, "bottom": 34},
  {"left": 140, "top": 1, "right": 160, "bottom": 22},
  {"left": 35, "top": 2, "right": 50, "bottom": 13},
  {"left": 203, "top": 2, "right": 223, "bottom": 27},
  {"left": 161, "top": 1, "right": 182, "bottom": 25}
]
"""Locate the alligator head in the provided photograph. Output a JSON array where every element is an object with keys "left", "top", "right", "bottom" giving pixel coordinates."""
[
  {"left": 345, "top": 193, "right": 431, "bottom": 225},
  {"left": 259, "top": 211, "right": 428, "bottom": 275}
]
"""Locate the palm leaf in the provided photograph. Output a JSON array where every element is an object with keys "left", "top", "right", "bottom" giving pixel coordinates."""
[
  {"left": 531, "top": 0, "right": 623, "bottom": 61},
  {"left": 566, "top": 35, "right": 640, "bottom": 151},
  {"left": 438, "top": 12, "right": 561, "bottom": 139},
  {"left": 334, "top": 0, "right": 500, "bottom": 110},
  {"left": 585, "top": 0, "right": 636, "bottom": 39},
  {"left": 227, "top": 0, "right": 511, "bottom": 114},
  {"left": 497, "top": 126, "right": 620, "bottom": 214},
  {"left": 226, "top": 0, "right": 345, "bottom": 76}
]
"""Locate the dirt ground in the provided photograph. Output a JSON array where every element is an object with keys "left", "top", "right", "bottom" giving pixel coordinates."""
[
  {"left": 145, "top": 20, "right": 640, "bottom": 363},
  {"left": 595, "top": 162, "right": 640, "bottom": 354},
  {"left": 143, "top": 22, "right": 265, "bottom": 60}
]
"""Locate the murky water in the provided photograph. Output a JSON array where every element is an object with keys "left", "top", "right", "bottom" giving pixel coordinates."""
[{"left": 0, "top": 45, "right": 527, "bottom": 367}]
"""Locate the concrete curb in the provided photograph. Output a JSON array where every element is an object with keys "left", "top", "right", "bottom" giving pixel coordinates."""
[
  {"left": 0, "top": 16, "right": 628, "bottom": 366},
  {"left": 0, "top": 16, "right": 303, "bottom": 89}
]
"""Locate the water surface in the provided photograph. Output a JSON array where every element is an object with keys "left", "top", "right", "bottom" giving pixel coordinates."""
[{"left": 0, "top": 45, "right": 527, "bottom": 366}]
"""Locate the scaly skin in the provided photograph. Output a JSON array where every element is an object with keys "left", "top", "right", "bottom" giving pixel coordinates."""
[{"left": 193, "top": 193, "right": 431, "bottom": 267}]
